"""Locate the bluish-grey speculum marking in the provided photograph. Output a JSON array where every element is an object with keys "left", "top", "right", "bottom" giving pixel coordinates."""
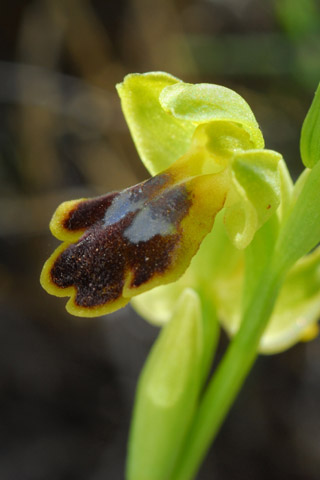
[
  {"left": 124, "top": 187, "right": 187, "bottom": 243},
  {"left": 124, "top": 204, "right": 175, "bottom": 242},
  {"left": 103, "top": 173, "right": 170, "bottom": 227},
  {"left": 103, "top": 191, "right": 143, "bottom": 226}
]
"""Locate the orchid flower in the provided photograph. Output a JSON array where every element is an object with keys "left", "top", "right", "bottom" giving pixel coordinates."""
[{"left": 41, "top": 72, "right": 280, "bottom": 315}]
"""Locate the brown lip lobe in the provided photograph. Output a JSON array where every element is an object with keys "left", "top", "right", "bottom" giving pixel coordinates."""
[{"left": 50, "top": 174, "right": 192, "bottom": 308}]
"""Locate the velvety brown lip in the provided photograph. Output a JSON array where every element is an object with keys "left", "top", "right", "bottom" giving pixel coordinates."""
[{"left": 50, "top": 175, "right": 191, "bottom": 309}]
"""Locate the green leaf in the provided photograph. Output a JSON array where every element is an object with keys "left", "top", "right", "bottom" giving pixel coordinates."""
[
  {"left": 275, "top": 160, "right": 320, "bottom": 272},
  {"left": 116, "top": 72, "right": 195, "bottom": 175},
  {"left": 224, "top": 150, "right": 282, "bottom": 248},
  {"left": 127, "top": 289, "right": 203, "bottom": 480},
  {"left": 159, "top": 82, "right": 265, "bottom": 149},
  {"left": 300, "top": 83, "right": 320, "bottom": 168}
]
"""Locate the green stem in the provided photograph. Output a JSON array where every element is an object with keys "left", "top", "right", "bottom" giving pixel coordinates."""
[
  {"left": 198, "top": 291, "right": 220, "bottom": 389},
  {"left": 171, "top": 267, "right": 283, "bottom": 480}
]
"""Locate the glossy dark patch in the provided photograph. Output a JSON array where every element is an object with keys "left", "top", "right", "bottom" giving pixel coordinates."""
[{"left": 50, "top": 177, "right": 191, "bottom": 309}]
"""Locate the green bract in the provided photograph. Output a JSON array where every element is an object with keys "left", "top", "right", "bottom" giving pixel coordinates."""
[{"left": 127, "top": 289, "right": 206, "bottom": 480}]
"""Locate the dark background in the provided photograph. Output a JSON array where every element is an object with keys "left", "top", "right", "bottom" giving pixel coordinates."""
[{"left": 0, "top": 0, "right": 320, "bottom": 479}]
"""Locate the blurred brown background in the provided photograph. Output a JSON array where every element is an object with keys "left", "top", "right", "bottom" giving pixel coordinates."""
[{"left": 0, "top": 0, "right": 320, "bottom": 479}]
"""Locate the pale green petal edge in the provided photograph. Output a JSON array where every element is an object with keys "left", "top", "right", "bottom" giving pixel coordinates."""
[
  {"left": 224, "top": 150, "right": 282, "bottom": 249},
  {"left": 159, "top": 82, "right": 265, "bottom": 149}
]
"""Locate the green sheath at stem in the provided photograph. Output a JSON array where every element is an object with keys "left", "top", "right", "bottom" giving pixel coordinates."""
[{"left": 171, "top": 267, "right": 283, "bottom": 480}]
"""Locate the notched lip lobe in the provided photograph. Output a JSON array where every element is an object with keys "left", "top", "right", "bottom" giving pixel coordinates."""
[
  {"left": 51, "top": 231, "right": 180, "bottom": 311},
  {"left": 47, "top": 176, "right": 193, "bottom": 312}
]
